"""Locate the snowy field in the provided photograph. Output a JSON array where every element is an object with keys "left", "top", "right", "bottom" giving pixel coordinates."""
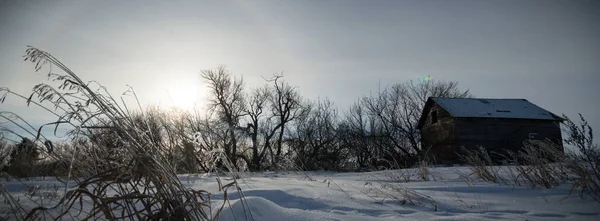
[{"left": 2, "top": 166, "right": 599, "bottom": 221}]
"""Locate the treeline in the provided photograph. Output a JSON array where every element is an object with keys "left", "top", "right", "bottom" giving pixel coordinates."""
[
  {"left": 195, "top": 67, "right": 471, "bottom": 171},
  {"left": 0, "top": 66, "right": 471, "bottom": 176}
]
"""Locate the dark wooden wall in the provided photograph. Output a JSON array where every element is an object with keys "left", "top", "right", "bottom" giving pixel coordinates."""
[
  {"left": 453, "top": 118, "right": 563, "bottom": 163},
  {"left": 420, "top": 103, "right": 456, "bottom": 164},
  {"left": 420, "top": 105, "right": 563, "bottom": 165}
]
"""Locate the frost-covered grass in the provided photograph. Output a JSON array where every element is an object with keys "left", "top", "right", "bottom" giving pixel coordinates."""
[{"left": 2, "top": 166, "right": 599, "bottom": 221}]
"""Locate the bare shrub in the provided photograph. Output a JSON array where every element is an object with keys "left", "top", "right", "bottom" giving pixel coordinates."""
[
  {"left": 5, "top": 138, "right": 40, "bottom": 178},
  {"left": 288, "top": 99, "right": 347, "bottom": 171}
]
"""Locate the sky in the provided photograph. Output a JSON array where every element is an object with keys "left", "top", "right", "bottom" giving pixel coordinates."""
[{"left": 0, "top": 0, "right": 599, "bottom": 141}]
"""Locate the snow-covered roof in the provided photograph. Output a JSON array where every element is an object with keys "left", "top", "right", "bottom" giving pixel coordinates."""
[{"left": 430, "top": 97, "right": 562, "bottom": 120}]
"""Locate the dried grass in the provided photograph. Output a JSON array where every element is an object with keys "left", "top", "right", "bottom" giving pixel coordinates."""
[
  {"left": 0, "top": 47, "right": 252, "bottom": 220},
  {"left": 457, "top": 146, "right": 505, "bottom": 184},
  {"left": 362, "top": 181, "right": 437, "bottom": 211},
  {"left": 458, "top": 142, "right": 567, "bottom": 189},
  {"left": 562, "top": 114, "right": 600, "bottom": 202}
]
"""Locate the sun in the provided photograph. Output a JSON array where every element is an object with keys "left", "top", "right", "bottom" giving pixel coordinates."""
[{"left": 162, "top": 79, "right": 202, "bottom": 111}]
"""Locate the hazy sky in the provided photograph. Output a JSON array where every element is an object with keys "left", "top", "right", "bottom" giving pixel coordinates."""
[{"left": 1, "top": 0, "right": 599, "bottom": 139}]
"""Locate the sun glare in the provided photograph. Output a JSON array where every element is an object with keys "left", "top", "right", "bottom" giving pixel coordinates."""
[{"left": 162, "top": 79, "right": 202, "bottom": 111}]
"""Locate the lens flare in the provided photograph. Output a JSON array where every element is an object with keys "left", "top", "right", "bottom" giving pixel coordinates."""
[{"left": 418, "top": 75, "right": 432, "bottom": 83}]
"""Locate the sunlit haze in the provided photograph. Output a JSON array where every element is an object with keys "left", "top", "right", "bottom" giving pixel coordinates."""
[{"left": 0, "top": 0, "right": 598, "bottom": 138}]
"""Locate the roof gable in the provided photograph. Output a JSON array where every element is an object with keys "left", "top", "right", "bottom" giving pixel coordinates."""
[{"left": 430, "top": 97, "right": 563, "bottom": 121}]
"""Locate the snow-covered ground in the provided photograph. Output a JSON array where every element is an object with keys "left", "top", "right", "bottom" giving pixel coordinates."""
[{"left": 2, "top": 166, "right": 599, "bottom": 220}]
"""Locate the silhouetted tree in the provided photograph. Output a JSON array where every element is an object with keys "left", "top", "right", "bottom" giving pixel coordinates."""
[
  {"left": 360, "top": 80, "right": 472, "bottom": 167},
  {"left": 241, "top": 86, "right": 271, "bottom": 171},
  {"left": 6, "top": 138, "right": 40, "bottom": 177},
  {"left": 289, "top": 99, "right": 346, "bottom": 170},
  {"left": 201, "top": 66, "right": 246, "bottom": 169},
  {"left": 339, "top": 101, "right": 386, "bottom": 170},
  {"left": 267, "top": 75, "right": 303, "bottom": 166}
]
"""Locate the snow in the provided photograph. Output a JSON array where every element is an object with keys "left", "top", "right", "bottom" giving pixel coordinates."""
[
  {"left": 2, "top": 167, "right": 599, "bottom": 220},
  {"left": 431, "top": 98, "right": 561, "bottom": 120}
]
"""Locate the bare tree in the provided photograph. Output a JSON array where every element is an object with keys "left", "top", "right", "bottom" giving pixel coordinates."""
[
  {"left": 362, "top": 80, "right": 471, "bottom": 167},
  {"left": 289, "top": 99, "right": 345, "bottom": 170},
  {"left": 267, "top": 74, "right": 302, "bottom": 166},
  {"left": 201, "top": 66, "right": 246, "bottom": 169},
  {"left": 339, "top": 101, "right": 384, "bottom": 169},
  {"left": 241, "top": 86, "right": 271, "bottom": 171},
  {"left": 238, "top": 74, "right": 303, "bottom": 170}
]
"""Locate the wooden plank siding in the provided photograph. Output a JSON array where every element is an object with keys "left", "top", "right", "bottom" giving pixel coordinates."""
[
  {"left": 418, "top": 97, "right": 564, "bottom": 165},
  {"left": 420, "top": 105, "right": 563, "bottom": 165},
  {"left": 453, "top": 118, "right": 563, "bottom": 164},
  {"left": 420, "top": 103, "right": 457, "bottom": 164}
]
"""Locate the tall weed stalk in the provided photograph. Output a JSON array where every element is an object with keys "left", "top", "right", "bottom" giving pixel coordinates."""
[
  {"left": 562, "top": 114, "right": 600, "bottom": 202},
  {"left": 0, "top": 47, "right": 239, "bottom": 220}
]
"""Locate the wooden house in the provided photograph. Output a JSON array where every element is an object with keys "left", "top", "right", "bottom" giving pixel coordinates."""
[{"left": 417, "top": 97, "right": 564, "bottom": 165}]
